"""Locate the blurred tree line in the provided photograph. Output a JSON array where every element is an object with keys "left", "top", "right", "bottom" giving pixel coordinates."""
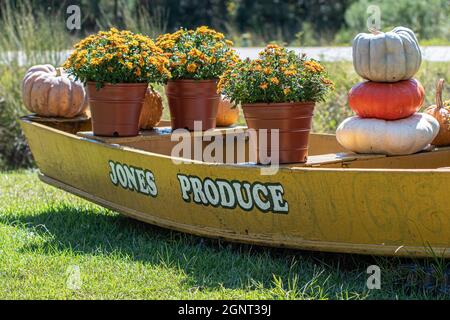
[{"left": 0, "top": 0, "right": 449, "bottom": 45}]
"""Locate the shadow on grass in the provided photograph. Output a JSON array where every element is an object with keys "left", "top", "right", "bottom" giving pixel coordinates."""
[{"left": 2, "top": 203, "right": 450, "bottom": 298}]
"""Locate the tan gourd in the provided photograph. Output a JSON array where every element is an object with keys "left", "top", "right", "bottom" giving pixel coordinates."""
[
  {"left": 22, "top": 64, "right": 88, "bottom": 118},
  {"left": 425, "top": 79, "right": 450, "bottom": 146},
  {"left": 216, "top": 98, "right": 239, "bottom": 127},
  {"left": 139, "top": 88, "right": 163, "bottom": 130}
]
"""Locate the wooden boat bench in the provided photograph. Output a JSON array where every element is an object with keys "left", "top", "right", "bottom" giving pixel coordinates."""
[
  {"left": 22, "top": 115, "right": 450, "bottom": 170},
  {"left": 75, "top": 125, "right": 450, "bottom": 170}
]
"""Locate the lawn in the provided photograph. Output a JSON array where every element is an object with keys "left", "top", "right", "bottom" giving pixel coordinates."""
[{"left": 1, "top": 171, "right": 449, "bottom": 299}]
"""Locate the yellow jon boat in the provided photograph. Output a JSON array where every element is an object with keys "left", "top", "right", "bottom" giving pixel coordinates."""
[{"left": 20, "top": 115, "right": 450, "bottom": 258}]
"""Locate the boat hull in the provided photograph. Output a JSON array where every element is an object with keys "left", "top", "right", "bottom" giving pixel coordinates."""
[{"left": 21, "top": 119, "right": 450, "bottom": 258}]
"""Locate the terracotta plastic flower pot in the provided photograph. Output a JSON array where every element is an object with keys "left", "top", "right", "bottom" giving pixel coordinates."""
[
  {"left": 242, "top": 102, "right": 315, "bottom": 164},
  {"left": 165, "top": 80, "right": 219, "bottom": 131},
  {"left": 87, "top": 82, "right": 148, "bottom": 137}
]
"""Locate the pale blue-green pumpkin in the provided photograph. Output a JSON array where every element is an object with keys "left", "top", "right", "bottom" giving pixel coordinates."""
[{"left": 352, "top": 27, "right": 422, "bottom": 82}]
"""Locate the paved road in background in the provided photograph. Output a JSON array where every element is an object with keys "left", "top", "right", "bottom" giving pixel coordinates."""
[
  {"left": 238, "top": 46, "right": 450, "bottom": 62},
  {"left": 2, "top": 47, "right": 450, "bottom": 65}
]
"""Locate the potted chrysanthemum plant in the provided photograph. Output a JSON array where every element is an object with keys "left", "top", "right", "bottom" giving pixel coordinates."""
[
  {"left": 218, "top": 44, "right": 334, "bottom": 164},
  {"left": 63, "top": 28, "right": 170, "bottom": 137},
  {"left": 156, "top": 26, "right": 239, "bottom": 131}
]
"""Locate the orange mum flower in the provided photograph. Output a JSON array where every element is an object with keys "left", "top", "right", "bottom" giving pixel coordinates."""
[
  {"left": 270, "top": 77, "right": 280, "bottom": 85},
  {"left": 187, "top": 63, "right": 198, "bottom": 73},
  {"left": 303, "top": 61, "right": 324, "bottom": 73}
]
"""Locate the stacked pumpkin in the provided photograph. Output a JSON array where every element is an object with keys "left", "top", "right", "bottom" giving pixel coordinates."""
[{"left": 336, "top": 27, "right": 440, "bottom": 155}]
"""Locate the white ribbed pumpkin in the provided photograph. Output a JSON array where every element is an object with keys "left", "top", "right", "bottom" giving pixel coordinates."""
[
  {"left": 22, "top": 64, "right": 88, "bottom": 118},
  {"left": 336, "top": 113, "right": 439, "bottom": 155},
  {"left": 352, "top": 27, "right": 422, "bottom": 82}
]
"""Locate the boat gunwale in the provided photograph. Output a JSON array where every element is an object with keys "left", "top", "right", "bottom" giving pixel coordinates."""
[{"left": 20, "top": 117, "right": 450, "bottom": 174}]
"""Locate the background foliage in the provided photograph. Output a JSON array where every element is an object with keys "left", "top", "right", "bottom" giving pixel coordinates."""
[
  {"left": 1, "top": 0, "right": 449, "bottom": 46},
  {"left": 342, "top": 0, "right": 450, "bottom": 45},
  {"left": 0, "top": 0, "right": 449, "bottom": 169}
]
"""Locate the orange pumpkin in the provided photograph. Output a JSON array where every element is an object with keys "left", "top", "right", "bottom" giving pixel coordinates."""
[
  {"left": 348, "top": 79, "right": 425, "bottom": 120},
  {"left": 139, "top": 88, "right": 163, "bottom": 130},
  {"left": 216, "top": 98, "right": 239, "bottom": 127},
  {"left": 425, "top": 79, "right": 450, "bottom": 146}
]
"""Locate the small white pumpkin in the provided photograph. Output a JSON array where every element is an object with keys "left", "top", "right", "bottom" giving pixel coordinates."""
[
  {"left": 352, "top": 27, "right": 422, "bottom": 82},
  {"left": 336, "top": 113, "right": 439, "bottom": 155}
]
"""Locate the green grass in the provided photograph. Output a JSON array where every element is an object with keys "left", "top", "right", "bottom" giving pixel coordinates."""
[{"left": 1, "top": 171, "right": 450, "bottom": 299}]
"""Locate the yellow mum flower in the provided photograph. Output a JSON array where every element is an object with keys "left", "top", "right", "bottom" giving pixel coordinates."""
[
  {"left": 135, "top": 68, "right": 142, "bottom": 77},
  {"left": 231, "top": 56, "right": 240, "bottom": 63},
  {"left": 259, "top": 83, "right": 268, "bottom": 90},
  {"left": 187, "top": 63, "right": 198, "bottom": 73},
  {"left": 196, "top": 26, "right": 211, "bottom": 34},
  {"left": 214, "top": 33, "right": 225, "bottom": 40},
  {"left": 284, "top": 70, "right": 297, "bottom": 76},
  {"left": 91, "top": 58, "right": 101, "bottom": 66},
  {"left": 188, "top": 48, "right": 202, "bottom": 58},
  {"left": 270, "top": 77, "right": 280, "bottom": 85},
  {"left": 254, "top": 65, "right": 263, "bottom": 71},
  {"left": 321, "top": 78, "right": 334, "bottom": 86},
  {"left": 266, "top": 44, "right": 281, "bottom": 49},
  {"left": 151, "top": 27, "right": 236, "bottom": 79},
  {"left": 64, "top": 27, "right": 170, "bottom": 84},
  {"left": 217, "top": 44, "right": 332, "bottom": 105},
  {"left": 303, "top": 61, "right": 324, "bottom": 73}
]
